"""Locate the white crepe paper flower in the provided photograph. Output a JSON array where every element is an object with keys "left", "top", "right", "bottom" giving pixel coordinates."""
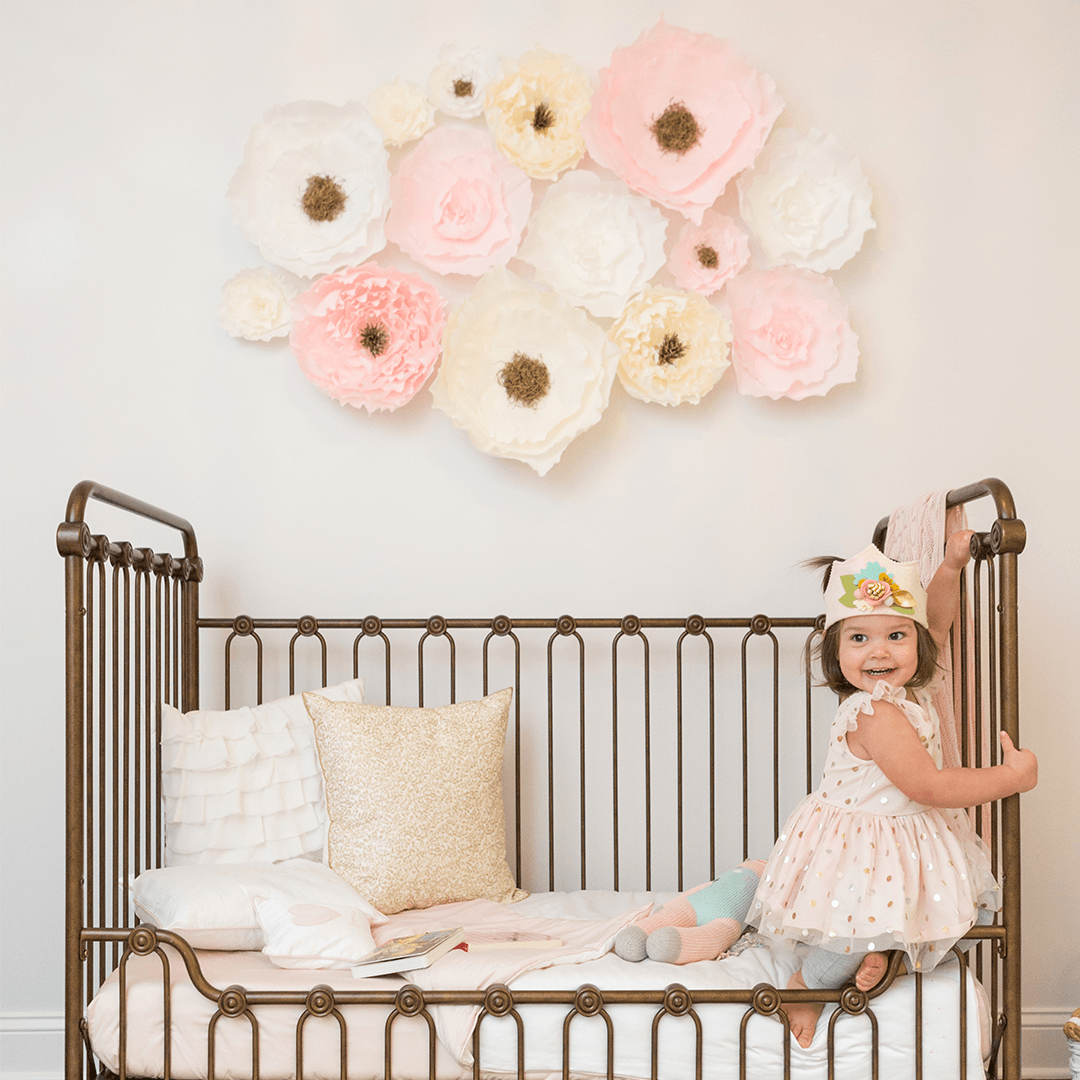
[
  {"left": 737, "top": 128, "right": 875, "bottom": 271},
  {"left": 428, "top": 44, "right": 499, "bottom": 120},
  {"left": 483, "top": 47, "right": 592, "bottom": 180},
  {"left": 219, "top": 267, "right": 296, "bottom": 341},
  {"left": 365, "top": 77, "right": 436, "bottom": 148},
  {"left": 610, "top": 288, "right": 732, "bottom": 406},
  {"left": 431, "top": 267, "right": 619, "bottom": 476},
  {"left": 227, "top": 101, "right": 391, "bottom": 278},
  {"left": 517, "top": 170, "right": 667, "bottom": 319}
]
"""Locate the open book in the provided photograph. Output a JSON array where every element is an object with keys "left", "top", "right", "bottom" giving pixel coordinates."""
[{"left": 351, "top": 928, "right": 466, "bottom": 978}]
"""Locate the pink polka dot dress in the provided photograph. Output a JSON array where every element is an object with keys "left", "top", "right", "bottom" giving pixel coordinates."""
[{"left": 750, "top": 682, "right": 1000, "bottom": 972}]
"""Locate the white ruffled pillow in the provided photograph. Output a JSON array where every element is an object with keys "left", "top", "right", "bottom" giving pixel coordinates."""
[
  {"left": 162, "top": 678, "right": 364, "bottom": 865},
  {"left": 255, "top": 898, "right": 378, "bottom": 969},
  {"left": 133, "top": 858, "right": 385, "bottom": 951}
]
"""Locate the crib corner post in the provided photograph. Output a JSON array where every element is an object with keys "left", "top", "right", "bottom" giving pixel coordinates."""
[{"left": 59, "top": 534, "right": 87, "bottom": 1080}]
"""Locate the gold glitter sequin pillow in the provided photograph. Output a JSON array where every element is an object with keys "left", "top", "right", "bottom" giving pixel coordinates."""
[{"left": 303, "top": 687, "right": 527, "bottom": 915}]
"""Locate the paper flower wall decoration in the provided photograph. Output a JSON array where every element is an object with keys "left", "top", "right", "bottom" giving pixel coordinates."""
[
  {"left": 366, "top": 77, "right": 436, "bottom": 148},
  {"left": 725, "top": 268, "right": 858, "bottom": 401},
  {"left": 666, "top": 210, "right": 750, "bottom": 296},
  {"left": 737, "top": 128, "right": 876, "bottom": 271},
  {"left": 517, "top": 170, "right": 667, "bottom": 318},
  {"left": 227, "top": 101, "right": 391, "bottom": 278},
  {"left": 385, "top": 126, "right": 532, "bottom": 276},
  {"left": 431, "top": 268, "right": 618, "bottom": 475},
  {"left": 582, "top": 20, "right": 784, "bottom": 224},
  {"left": 219, "top": 268, "right": 295, "bottom": 341},
  {"left": 289, "top": 264, "right": 446, "bottom": 413},
  {"left": 222, "top": 18, "right": 877, "bottom": 472},
  {"left": 427, "top": 44, "right": 498, "bottom": 119},
  {"left": 610, "top": 288, "right": 733, "bottom": 407},
  {"left": 483, "top": 47, "right": 593, "bottom": 180}
]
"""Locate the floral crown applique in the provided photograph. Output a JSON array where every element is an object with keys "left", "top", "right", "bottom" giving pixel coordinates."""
[{"left": 823, "top": 544, "right": 928, "bottom": 629}]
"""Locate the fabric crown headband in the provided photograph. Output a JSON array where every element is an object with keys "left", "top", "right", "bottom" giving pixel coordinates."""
[{"left": 823, "top": 543, "right": 929, "bottom": 630}]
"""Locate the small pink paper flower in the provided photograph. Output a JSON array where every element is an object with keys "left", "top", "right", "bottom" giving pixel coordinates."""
[
  {"left": 583, "top": 20, "right": 784, "bottom": 224},
  {"left": 666, "top": 211, "right": 750, "bottom": 295},
  {"left": 385, "top": 126, "right": 532, "bottom": 277},
  {"left": 725, "top": 268, "right": 858, "bottom": 400},
  {"left": 289, "top": 264, "right": 446, "bottom": 413}
]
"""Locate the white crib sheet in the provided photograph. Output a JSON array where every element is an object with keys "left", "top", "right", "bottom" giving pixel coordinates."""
[{"left": 85, "top": 890, "right": 988, "bottom": 1080}]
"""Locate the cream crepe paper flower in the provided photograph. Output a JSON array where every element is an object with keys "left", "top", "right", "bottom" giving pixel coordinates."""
[
  {"left": 517, "top": 170, "right": 667, "bottom": 319},
  {"left": 227, "top": 101, "right": 391, "bottom": 278},
  {"left": 428, "top": 44, "right": 499, "bottom": 120},
  {"left": 431, "top": 267, "right": 619, "bottom": 475},
  {"left": 219, "top": 267, "right": 296, "bottom": 341},
  {"left": 737, "top": 128, "right": 875, "bottom": 271},
  {"left": 366, "top": 77, "right": 436, "bottom": 148},
  {"left": 610, "top": 288, "right": 732, "bottom": 406},
  {"left": 484, "top": 47, "right": 592, "bottom": 180}
]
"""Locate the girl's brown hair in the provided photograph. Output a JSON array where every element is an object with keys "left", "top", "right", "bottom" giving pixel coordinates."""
[{"left": 803, "top": 556, "right": 939, "bottom": 697}]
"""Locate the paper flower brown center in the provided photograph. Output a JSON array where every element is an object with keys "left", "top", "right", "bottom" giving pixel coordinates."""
[
  {"left": 499, "top": 352, "right": 551, "bottom": 406},
  {"left": 532, "top": 101, "right": 556, "bottom": 133},
  {"left": 359, "top": 322, "right": 389, "bottom": 356},
  {"left": 656, "top": 333, "right": 687, "bottom": 366},
  {"left": 695, "top": 244, "right": 719, "bottom": 269},
  {"left": 302, "top": 175, "right": 348, "bottom": 222},
  {"left": 651, "top": 103, "right": 701, "bottom": 155},
  {"left": 453, "top": 78, "right": 475, "bottom": 99}
]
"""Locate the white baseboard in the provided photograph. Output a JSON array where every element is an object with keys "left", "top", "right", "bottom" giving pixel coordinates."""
[
  {"left": 1, "top": 1006, "right": 1074, "bottom": 1079},
  {"left": 0, "top": 1014, "right": 64, "bottom": 1080}
]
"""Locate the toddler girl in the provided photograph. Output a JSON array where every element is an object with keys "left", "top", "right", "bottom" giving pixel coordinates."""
[{"left": 749, "top": 533, "right": 1038, "bottom": 1048}]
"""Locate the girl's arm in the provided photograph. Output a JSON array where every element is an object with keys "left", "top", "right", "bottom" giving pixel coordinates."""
[
  {"left": 925, "top": 529, "right": 974, "bottom": 647},
  {"left": 848, "top": 700, "right": 1038, "bottom": 808}
]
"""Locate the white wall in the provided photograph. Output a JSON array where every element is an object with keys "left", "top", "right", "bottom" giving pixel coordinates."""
[{"left": 2, "top": 1, "right": 1077, "bottom": 1075}]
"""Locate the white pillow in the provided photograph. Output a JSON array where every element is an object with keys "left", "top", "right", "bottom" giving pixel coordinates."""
[
  {"left": 162, "top": 678, "right": 364, "bottom": 865},
  {"left": 255, "top": 898, "right": 378, "bottom": 969},
  {"left": 132, "top": 858, "right": 385, "bottom": 951}
]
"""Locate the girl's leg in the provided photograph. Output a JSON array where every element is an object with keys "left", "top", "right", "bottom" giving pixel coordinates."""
[{"left": 786, "top": 948, "right": 887, "bottom": 1047}]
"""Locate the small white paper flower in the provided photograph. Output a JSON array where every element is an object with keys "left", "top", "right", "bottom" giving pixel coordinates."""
[
  {"left": 483, "top": 47, "right": 592, "bottom": 180},
  {"left": 737, "top": 128, "right": 875, "bottom": 272},
  {"left": 431, "top": 267, "right": 619, "bottom": 476},
  {"left": 227, "top": 101, "right": 391, "bottom": 278},
  {"left": 366, "top": 76, "right": 436, "bottom": 148},
  {"left": 219, "top": 267, "right": 295, "bottom": 341},
  {"left": 610, "top": 288, "right": 732, "bottom": 406},
  {"left": 517, "top": 170, "right": 668, "bottom": 318},
  {"left": 428, "top": 44, "right": 498, "bottom": 120}
]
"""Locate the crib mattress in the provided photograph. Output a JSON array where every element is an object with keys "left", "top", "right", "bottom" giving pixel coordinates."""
[{"left": 85, "top": 889, "right": 989, "bottom": 1080}]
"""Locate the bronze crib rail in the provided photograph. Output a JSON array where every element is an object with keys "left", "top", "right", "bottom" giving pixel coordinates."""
[{"left": 59, "top": 478, "right": 1026, "bottom": 1080}]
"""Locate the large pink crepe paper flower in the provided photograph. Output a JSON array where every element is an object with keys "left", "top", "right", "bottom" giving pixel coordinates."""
[
  {"left": 725, "top": 268, "right": 858, "bottom": 401},
  {"left": 289, "top": 264, "right": 446, "bottom": 413},
  {"left": 583, "top": 20, "right": 784, "bottom": 224},
  {"left": 666, "top": 210, "right": 750, "bottom": 296},
  {"left": 227, "top": 101, "right": 390, "bottom": 278},
  {"left": 737, "top": 128, "right": 875, "bottom": 271},
  {"left": 385, "top": 126, "right": 532, "bottom": 277}
]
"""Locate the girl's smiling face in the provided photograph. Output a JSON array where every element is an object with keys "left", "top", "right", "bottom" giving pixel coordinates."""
[{"left": 837, "top": 614, "right": 920, "bottom": 692}]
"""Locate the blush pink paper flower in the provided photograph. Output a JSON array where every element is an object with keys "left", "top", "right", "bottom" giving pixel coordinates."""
[
  {"left": 583, "top": 20, "right": 784, "bottom": 224},
  {"left": 666, "top": 210, "right": 750, "bottom": 295},
  {"left": 289, "top": 264, "right": 446, "bottom": 413},
  {"left": 725, "top": 268, "right": 858, "bottom": 400},
  {"left": 385, "top": 126, "right": 532, "bottom": 277}
]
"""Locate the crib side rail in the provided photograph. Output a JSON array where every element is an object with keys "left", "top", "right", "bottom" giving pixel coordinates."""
[{"left": 58, "top": 483, "right": 203, "bottom": 1080}]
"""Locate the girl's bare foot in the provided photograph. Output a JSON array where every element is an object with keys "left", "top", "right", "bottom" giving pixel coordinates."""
[
  {"left": 784, "top": 969, "right": 823, "bottom": 1048},
  {"left": 855, "top": 952, "right": 888, "bottom": 991}
]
